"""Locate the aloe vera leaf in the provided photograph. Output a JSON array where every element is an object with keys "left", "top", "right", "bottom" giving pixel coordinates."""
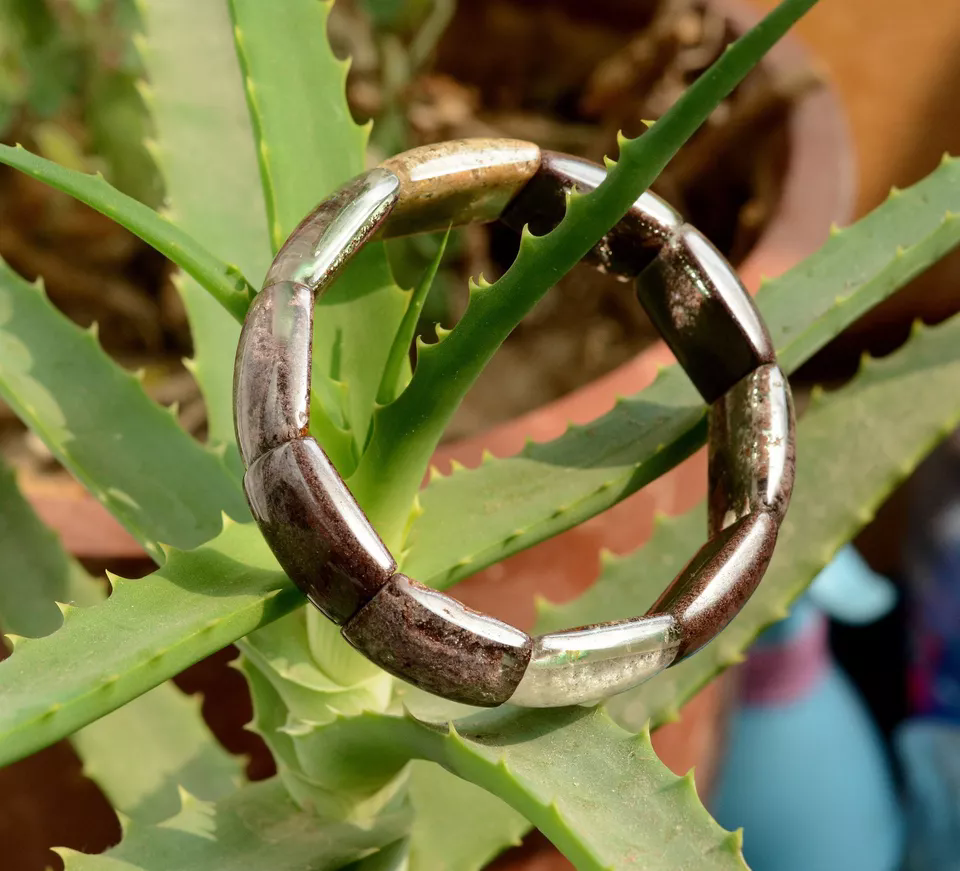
[
  {"left": 377, "top": 228, "right": 451, "bottom": 406},
  {"left": 240, "top": 606, "right": 528, "bottom": 866},
  {"left": 59, "top": 778, "right": 412, "bottom": 871},
  {"left": 536, "top": 313, "right": 960, "bottom": 728},
  {"left": 351, "top": 0, "right": 820, "bottom": 546},
  {"left": 0, "top": 453, "right": 244, "bottom": 825},
  {"left": 224, "top": 706, "right": 746, "bottom": 871},
  {"left": 0, "top": 144, "right": 252, "bottom": 321},
  {"left": 407, "top": 761, "right": 527, "bottom": 871},
  {"left": 7, "top": 223, "right": 954, "bottom": 761},
  {"left": 13, "top": 316, "right": 960, "bottom": 863},
  {"left": 0, "top": 458, "right": 98, "bottom": 638},
  {"left": 4, "top": 180, "right": 958, "bottom": 767},
  {"left": 0, "top": 519, "right": 299, "bottom": 768},
  {"left": 74, "top": 684, "right": 242, "bottom": 824},
  {"left": 63, "top": 703, "right": 739, "bottom": 871},
  {"left": 137, "top": 0, "right": 271, "bottom": 448},
  {"left": 402, "top": 157, "right": 960, "bottom": 588},
  {"left": 226, "top": 0, "right": 409, "bottom": 467},
  {"left": 0, "top": 259, "right": 248, "bottom": 560}
]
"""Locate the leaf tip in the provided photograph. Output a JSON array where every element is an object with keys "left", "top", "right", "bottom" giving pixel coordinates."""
[{"left": 3, "top": 632, "right": 27, "bottom": 651}]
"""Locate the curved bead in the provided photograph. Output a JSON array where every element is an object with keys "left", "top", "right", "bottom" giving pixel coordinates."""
[
  {"left": 244, "top": 437, "right": 395, "bottom": 624},
  {"left": 500, "top": 150, "right": 681, "bottom": 277},
  {"left": 646, "top": 511, "right": 778, "bottom": 659},
  {"left": 341, "top": 574, "right": 532, "bottom": 707},
  {"left": 508, "top": 615, "right": 681, "bottom": 707},
  {"left": 233, "top": 281, "right": 313, "bottom": 465},
  {"left": 708, "top": 364, "right": 795, "bottom": 536},
  {"left": 635, "top": 227, "right": 775, "bottom": 403},
  {"left": 262, "top": 168, "right": 400, "bottom": 292},
  {"left": 380, "top": 138, "right": 541, "bottom": 238}
]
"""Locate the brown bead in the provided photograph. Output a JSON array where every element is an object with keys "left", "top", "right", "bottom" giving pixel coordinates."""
[
  {"left": 501, "top": 150, "right": 677, "bottom": 277},
  {"left": 646, "top": 511, "right": 778, "bottom": 659},
  {"left": 381, "top": 138, "right": 541, "bottom": 238},
  {"left": 635, "top": 227, "right": 775, "bottom": 404},
  {"left": 243, "top": 437, "right": 395, "bottom": 624},
  {"left": 233, "top": 281, "right": 313, "bottom": 465},
  {"left": 708, "top": 364, "right": 796, "bottom": 536},
  {"left": 341, "top": 574, "right": 533, "bottom": 707}
]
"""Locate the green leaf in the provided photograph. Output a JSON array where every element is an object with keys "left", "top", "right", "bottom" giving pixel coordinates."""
[
  {"left": 351, "top": 0, "right": 820, "bottom": 547},
  {"left": 237, "top": 706, "right": 746, "bottom": 871},
  {"left": 0, "top": 144, "right": 252, "bottom": 322},
  {"left": 9, "top": 319, "right": 959, "bottom": 865},
  {"left": 407, "top": 761, "right": 527, "bottom": 871},
  {"left": 240, "top": 608, "right": 529, "bottom": 868},
  {"left": 5, "top": 173, "right": 960, "bottom": 765},
  {"left": 0, "top": 259, "right": 249, "bottom": 559},
  {"left": 536, "top": 314, "right": 960, "bottom": 728},
  {"left": 0, "top": 447, "right": 242, "bottom": 827},
  {"left": 377, "top": 227, "right": 450, "bottom": 407},
  {"left": 74, "top": 682, "right": 242, "bottom": 824},
  {"left": 416, "top": 708, "right": 744, "bottom": 870},
  {"left": 59, "top": 778, "right": 411, "bottom": 870},
  {"left": 226, "top": 0, "right": 409, "bottom": 469},
  {"left": 402, "top": 156, "right": 960, "bottom": 589},
  {"left": 137, "top": 0, "right": 272, "bottom": 448},
  {"left": 0, "top": 519, "right": 300, "bottom": 768},
  {"left": 0, "top": 456, "right": 98, "bottom": 638}
]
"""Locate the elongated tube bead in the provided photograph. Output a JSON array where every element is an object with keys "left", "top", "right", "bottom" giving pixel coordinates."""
[
  {"left": 233, "top": 281, "right": 313, "bottom": 465},
  {"left": 508, "top": 615, "right": 681, "bottom": 707},
  {"left": 646, "top": 511, "right": 778, "bottom": 659},
  {"left": 500, "top": 150, "right": 681, "bottom": 276},
  {"left": 342, "top": 574, "right": 532, "bottom": 707},
  {"left": 262, "top": 168, "right": 400, "bottom": 291},
  {"left": 708, "top": 364, "right": 795, "bottom": 536},
  {"left": 243, "top": 437, "right": 395, "bottom": 624},
  {"left": 635, "top": 227, "right": 775, "bottom": 403},
  {"left": 380, "top": 139, "right": 541, "bottom": 238}
]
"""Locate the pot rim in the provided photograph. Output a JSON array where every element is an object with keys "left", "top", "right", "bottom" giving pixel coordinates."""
[{"left": 436, "top": 0, "right": 855, "bottom": 469}]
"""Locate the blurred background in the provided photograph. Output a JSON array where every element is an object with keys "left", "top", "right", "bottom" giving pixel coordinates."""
[{"left": 0, "top": 0, "right": 958, "bottom": 869}]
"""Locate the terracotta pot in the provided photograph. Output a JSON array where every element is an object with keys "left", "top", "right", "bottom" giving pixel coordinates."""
[
  {"left": 19, "top": 1, "right": 853, "bottom": 866},
  {"left": 432, "top": 0, "right": 852, "bottom": 815}
]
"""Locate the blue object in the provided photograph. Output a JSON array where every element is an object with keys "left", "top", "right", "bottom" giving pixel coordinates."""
[
  {"left": 896, "top": 720, "right": 960, "bottom": 871},
  {"left": 710, "top": 548, "right": 903, "bottom": 870}
]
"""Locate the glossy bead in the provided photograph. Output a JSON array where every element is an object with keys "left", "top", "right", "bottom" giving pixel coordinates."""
[
  {"left": 262, "top": 168, "right": 399, "bottom": 292},
  {"left": 341, "top": 574, "right": 532, "bottom": 707},
  {"left": 233, "top": 281, "right": 313, "bottom": 465},
  {"left": 635, "top": 227, "right": 775, "bottom": 403},
  {"left": 243, "top": 437, "right": 395, "bottom": 624},
  {"left": 501, "top": 150, "right": 681, "bottom": 277},
  {"left": 380, "top": 138, "right": 541, "bottom": 238},
  {"left": 647, "top": 511, "right": 778, "bottom": 659},
  {"left": 708, "top": 364, "right": 796, "bottom": 536},
  {"left": 508, "top": 615, "right": 681, "bottom": 707}
]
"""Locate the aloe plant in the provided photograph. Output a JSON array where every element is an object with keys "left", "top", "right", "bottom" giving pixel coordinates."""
[{"left": 1, "top": 0, "right": 959, "bottom": 867}]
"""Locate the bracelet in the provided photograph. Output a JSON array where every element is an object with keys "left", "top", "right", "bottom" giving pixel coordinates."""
[{"left": 233, "top": 139, "right": 795, "bottom": 708}]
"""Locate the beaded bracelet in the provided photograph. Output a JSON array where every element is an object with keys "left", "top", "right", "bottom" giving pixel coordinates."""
[{"left": 233, "top": 139, "right": 795, "bottom": 708}]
